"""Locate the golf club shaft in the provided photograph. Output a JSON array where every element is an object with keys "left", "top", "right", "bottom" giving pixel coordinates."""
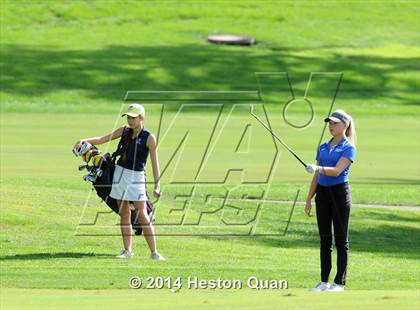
[{"left": 250, "top": 106, "right": 307, "bottom": 168}]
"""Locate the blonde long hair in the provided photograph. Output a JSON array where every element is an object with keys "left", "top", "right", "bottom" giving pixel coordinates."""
[{"left": 335, "top": 109, "right": 357, "bottom": 145}]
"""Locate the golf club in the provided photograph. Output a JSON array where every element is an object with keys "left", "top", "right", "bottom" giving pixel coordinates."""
[{"left": 249, "top": 104, "right": 307, "bottom": 168}]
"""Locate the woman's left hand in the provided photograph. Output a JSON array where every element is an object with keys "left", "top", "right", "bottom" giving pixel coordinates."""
[
  {"left": 153, "top": 186, "right": 161, "bottom": 199},
  {"left": 306, "top": 163, "right": 319, "bottom": 174},
  {"left": 305, "top": 199, "right": 313, "bottom": 217}
]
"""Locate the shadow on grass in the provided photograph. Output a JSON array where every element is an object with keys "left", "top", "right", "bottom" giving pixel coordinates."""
[
  {"left": 354, "top": 210, "right": 420, "bottom": 224},
  {"left": 199, "top": 219, "right": 420, "bottom": 260},
  {"left": 1, "top": 44, "right": 418, "bottom": 105},
  {"left": 0, "top": 252, "right": 115, "bottom": 261}
]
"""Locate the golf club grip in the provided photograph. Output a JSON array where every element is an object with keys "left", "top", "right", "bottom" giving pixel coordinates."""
[
  {"left": 292, "top": 152, "right": 307, "bottom": 168},
  {"left": 276, "top": 136, "right": 307, "bottom": 168},
  {"left": 250, "top": 111, "right": 307, "bottom": 168}
]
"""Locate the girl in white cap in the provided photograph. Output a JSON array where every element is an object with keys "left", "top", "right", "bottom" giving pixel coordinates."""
[
  {"left": 305, "top": 109, "right": 356, "bottom": 291},
  {"left": 74, "top": 103, "right": 165, "bottom": 260}
]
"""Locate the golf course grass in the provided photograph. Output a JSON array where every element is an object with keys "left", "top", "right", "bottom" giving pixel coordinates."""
[
  {"left": 1, "top": 1, "right": 419, "bottom": 309},
  {"left": 2, "top": 288, "right": 419, "bottom": 310}
]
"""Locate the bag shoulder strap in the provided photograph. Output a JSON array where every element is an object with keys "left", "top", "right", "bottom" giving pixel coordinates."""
[{"left": 111, "top": 126, "right": 132, "bottom": 163}]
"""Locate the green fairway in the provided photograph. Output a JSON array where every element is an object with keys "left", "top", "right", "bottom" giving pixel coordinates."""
[
  {"left": 1, "top": 288, "right": 419, "bottom": 310},
  {"left": 1, "top": 112, "right": 419, "bottom": 205},
  {"left": 1, "top": 112, "right": 419, "bottom": 308},
  {"left": 1, "top": 0, "right": 419, "bottom": 309}
]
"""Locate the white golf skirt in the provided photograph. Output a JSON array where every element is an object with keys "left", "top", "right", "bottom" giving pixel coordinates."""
[{"left": 109, "top": 165, "right": 147, "bottom": 201}]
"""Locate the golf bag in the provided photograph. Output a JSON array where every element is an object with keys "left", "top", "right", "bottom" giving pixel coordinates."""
[{"left": 74, "top": 128, "right": 154, "bottom": 235}]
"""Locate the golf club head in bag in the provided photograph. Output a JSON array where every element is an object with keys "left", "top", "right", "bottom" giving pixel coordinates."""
[{"left": 73, "top": 141, "right": 92, "bottom": 157}]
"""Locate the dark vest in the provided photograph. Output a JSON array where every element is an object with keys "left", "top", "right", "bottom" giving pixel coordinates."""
[{"left": 117, "top": 127, "right": 150, "bottom": 171}]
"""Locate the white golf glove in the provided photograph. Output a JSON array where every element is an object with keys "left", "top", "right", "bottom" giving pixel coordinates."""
[{"left": 305, "top": 163, "right": 320, "bottom": 174}]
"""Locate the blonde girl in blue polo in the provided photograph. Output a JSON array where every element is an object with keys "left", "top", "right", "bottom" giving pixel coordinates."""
[{"left": 305, "top": 109, "right": 357, "bottom": 292}]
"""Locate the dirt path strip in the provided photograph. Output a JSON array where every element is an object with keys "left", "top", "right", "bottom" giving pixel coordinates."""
[
  {"left": 351, "top": 203, "right": 420, "bottom": 211},
  {"left": 222, "top": 198, "right": 420, "bottom": 211}
]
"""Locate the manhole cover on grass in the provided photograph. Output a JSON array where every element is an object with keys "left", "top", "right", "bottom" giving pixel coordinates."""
[{"left": 207, "top": 34, "right": 256, "bottom": 46}]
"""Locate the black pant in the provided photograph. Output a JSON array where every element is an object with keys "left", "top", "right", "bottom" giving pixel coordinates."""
[{"left": 315, "top": 182, "right": 351, "bottom": 285}]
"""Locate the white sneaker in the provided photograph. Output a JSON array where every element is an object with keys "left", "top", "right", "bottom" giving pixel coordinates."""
[
  {"left": 151, "top": 251, "right": 166, "bottom": 261},
  {"left": 310, "top": 282, "right": 331, "bottom": 292},
  {"left": 327, "top": 283, "right": 345, "bottom": 292},
  {"left": 116, "top": 250, "right": 134, "bottom": 259}
]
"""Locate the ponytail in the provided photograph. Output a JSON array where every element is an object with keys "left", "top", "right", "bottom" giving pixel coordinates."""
[
  {"left": 333, "top": 109, "right": 356, "bottom": 145},
  {"left": 345, "top": 117, "right": 357, "bottom": 146}
]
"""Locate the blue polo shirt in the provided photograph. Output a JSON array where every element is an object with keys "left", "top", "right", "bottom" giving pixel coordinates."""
[{"left": 316, "top": 137, "right": 356, "bottom": 186}]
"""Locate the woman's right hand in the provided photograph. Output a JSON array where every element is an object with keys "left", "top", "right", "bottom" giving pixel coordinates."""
[
  {"left": 72, "top": 140, "right": 85, "bottom": 156},
  {"left": 73, "top": 140, "right": 81, "bottom": 149},
  {"left": 305, "top": 199, "right": 313, "bottom": 217}
]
